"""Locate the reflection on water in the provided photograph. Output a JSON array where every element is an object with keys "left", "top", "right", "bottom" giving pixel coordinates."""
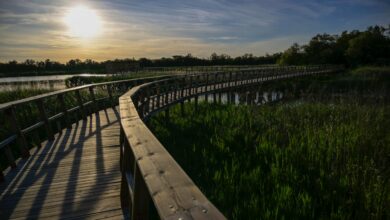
[
  {"left": 197, "top": 91, "right": 284, "bottom": 105},
  {"left": 0, "top": 73, "right": 108, "bottom": 91}
]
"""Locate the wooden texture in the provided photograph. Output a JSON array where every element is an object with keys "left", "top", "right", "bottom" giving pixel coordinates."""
[
  {"left": 0, "top": 108, "right": 123, "bottom": 220},
  {"left": 119, "top": 65, "right": 343, "bottom": 220},
  {"left": 0, "top": 75, "right": 172, "bottom": 179},
  {"left": 0, "top": 65, "right": 344, "bottom": 220}
]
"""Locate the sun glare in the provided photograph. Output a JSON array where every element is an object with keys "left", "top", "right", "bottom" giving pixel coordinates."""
[{"left": 64, "top": 6, "right": 102, "bottom": 38}]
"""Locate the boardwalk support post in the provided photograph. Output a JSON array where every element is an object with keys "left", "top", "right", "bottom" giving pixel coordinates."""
[
  {"left": 107, "top": 85, "right": 115, "bottom": 108},
  {"left": 5, "top": 107, "right": 30, "bottom": 158},
  {"left": 36, "top": 99, "right": 54, "bottom": 141},
  {"left": 132, "top": 164, "right": 150, "bottom": 220},
  {"left": 75, "top": 90, "right": 87, "bottom": 119},
  {"left": 89, "top": 86, "right": 98, "bottom": 113},
  {"left": 58, "top": 94, "right": 71, "bottom": 128}
]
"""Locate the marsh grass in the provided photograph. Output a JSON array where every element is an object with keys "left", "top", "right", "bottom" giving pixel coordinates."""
[
  {"left": 148, "top": 67, "right": 390, "bottom": 219},
  {"left": 0, "top": 89, "right": 54, "bottom": 104},
  {"left": 148, "top": 101, "right": 389, "bottom": 219}
]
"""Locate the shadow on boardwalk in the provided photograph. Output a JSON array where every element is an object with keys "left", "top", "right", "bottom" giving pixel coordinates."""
[{"left": 0, "top": 108, "right": 124, "bottom": 219}]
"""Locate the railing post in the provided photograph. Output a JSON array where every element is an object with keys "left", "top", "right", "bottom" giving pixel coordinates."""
[
  {"left": 5, "top": 106, "right": 30, "bottom": 158},
  {"left": 174, "top": 80, "right": 178, "bottom": 101},
  {"left": 196, "top": 75, "right": 200, "bottom": 95},
  {"left": 144, "top": 89, "right": 150, "bottom": 115},
  {"left": 58, "top": 94, "right": 71, "bottom": 129},
  {"left": 214, "top": 73, "right": 218, "bottom": 91},
  {"left": 107, "top": 85, "right": 115, "bottom": 108},
  {"left": 120, "top": 133, "right": 136, "bottom": 218},
  {"left": 36, "top": 99, "right": 55, "bottom": 141},
  {"left": 131, "top": 165, "right": 150, "bottom": 220},
  {"left": 235, "top": 71, "right": 239, "bottom": 86},
  {"left": 164, "top": 82, "right": 169, "bottom": 105},
  {"left": 231, "top": 92, "right": 236, "bottom": 104},
  {"left": 156, "top": 86, "right": 161, "bottom": 108},
  {"left": 89, "top": 86, "right": 98, "bottom": 113},
  {"left": 189, "top": 75, "right": 193, "bottom": 96},
  {"left": 75, "top": 90, "right": 87, "bottom": 119},
  {"left": 181, "top": 77, "right": 185, "bottom": 99},
  {"left": 138, "top": 92, "right": 145, "bottom": 118},
  {"left": 151, "top": 87, "right": 156, "bottom": 112},
  {"left": 205, "top": 73, "right": 209, "bottom": 102},
  {"left": 4, "top": 147, "right": 16, "bottom": 169}
]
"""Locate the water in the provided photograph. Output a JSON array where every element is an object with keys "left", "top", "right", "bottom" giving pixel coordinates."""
[
  {"left": 196, "top": 91, "right": 284, "bottom": 105},
  {"left": 0, "top": 73, "right": 108, "bottom": 91}
]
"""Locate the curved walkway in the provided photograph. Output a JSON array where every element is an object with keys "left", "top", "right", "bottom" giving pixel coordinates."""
[{"left": 0, "top": 108, "right": 123, "bottom": 219}]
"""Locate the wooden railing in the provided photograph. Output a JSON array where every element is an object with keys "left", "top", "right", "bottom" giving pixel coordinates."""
[
  {"left": 140, "top": 64, "right": 277, "bottom": 74},
  {"left": 0, "top": 75, "right": 172, "bottom": 181},
  {"left": 119, "top": 65, "right": 344, "bottom": 219}
]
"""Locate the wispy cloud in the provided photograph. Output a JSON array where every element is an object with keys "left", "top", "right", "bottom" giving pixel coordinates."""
[{"left": 0, "top": 0, "right": 388, "bottom": 62}]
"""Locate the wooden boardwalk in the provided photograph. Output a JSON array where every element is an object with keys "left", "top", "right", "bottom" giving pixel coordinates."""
[{"left": 0, "top": 108, "right": 123, "bottom": 219}]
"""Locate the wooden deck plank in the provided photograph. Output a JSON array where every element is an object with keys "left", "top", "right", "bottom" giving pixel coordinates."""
[{"left": 0, "top": 107, "right": 123, "bottom": 220}]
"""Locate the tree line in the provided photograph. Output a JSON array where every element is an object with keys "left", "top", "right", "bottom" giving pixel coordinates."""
[
  {"left": 0, "top": 25, "right": 388, "bottom": 76},
  {"left": 278, "top": 25, "right": 390, "bottom": 66},
  {"left": 0, "top": 53, "right": 281, "bottom": 76}
]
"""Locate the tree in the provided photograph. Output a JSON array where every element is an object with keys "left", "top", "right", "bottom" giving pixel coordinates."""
[
  {"left": 346, "top": 26, "right": 390, "bottom": 66},
  {"left": 278, "top": 25, "right": 390, "bottom": 66},
  {"left": 303, "top": 34, "right": 337, "bottom": 64},
  {"left": 278, "top": 43, "right": 305, "bottom": 65}
]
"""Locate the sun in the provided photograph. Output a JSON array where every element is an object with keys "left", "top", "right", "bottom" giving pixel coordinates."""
[{"left": 64, "top": 6, "right": 102, "bottom": 38}]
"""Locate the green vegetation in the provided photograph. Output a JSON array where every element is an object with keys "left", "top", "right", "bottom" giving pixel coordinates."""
[
  {"left": 278, "top": 25, "right": 390, "bottom": 66},
  {"left": 0, "top": 54, "right": 279, "bottom": 77},
  {"left": 0, "top": 89, "right": 54, "bottom": 104},
  {"left": 260, "top": 66, "right": 390, "bottom": 103},
  {"left": 148, "top": 67, "right": 390, "bottom": 219},
  {"left": 149, "top": 102, "right": 389, "bottom": 219}
]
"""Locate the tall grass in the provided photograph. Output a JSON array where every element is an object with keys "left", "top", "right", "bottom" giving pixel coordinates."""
[
  {"left": 147, "top": 66, "right": 390, "bottom": 219},
  {"left": 148, "top": 102, "right": 389, "bottom": 219},
  {"left": 0, "top": 89, "right": 54, "bottom": 104}
]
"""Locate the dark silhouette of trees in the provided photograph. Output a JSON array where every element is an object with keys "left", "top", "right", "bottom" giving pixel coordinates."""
[
  {"left": 0, "top": 53, "right": 281, "bottom": 76},
  {"left": 346, "top": 26, "right": 390, "bottom": 66},
  {"left": 278, "top": 43, "right": 305, "bottom": 65},
  {"left": 278, "top": 25, "right": 390, "bottom": 66},
  {"left": 1, "top": 24, "right": 388, "bottom": 76}
]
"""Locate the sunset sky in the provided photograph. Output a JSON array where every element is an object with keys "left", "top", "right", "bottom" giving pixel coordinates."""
[{"left": 0, "top": 0, "right": 389, "bottom": 62}]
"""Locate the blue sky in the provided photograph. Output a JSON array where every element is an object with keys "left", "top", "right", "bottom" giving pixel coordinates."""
[{"left": 0, "top": 0, "right": 389, "bottom": 62}]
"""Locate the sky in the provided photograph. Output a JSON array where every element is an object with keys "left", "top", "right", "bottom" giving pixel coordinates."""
[{"left": 0, "top": 0, "right": 389, "bottom": 62}]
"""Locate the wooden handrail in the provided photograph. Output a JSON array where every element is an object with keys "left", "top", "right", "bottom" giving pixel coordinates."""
[
  {"left": 0, "top": 75, "right": 171, "bottom": 111},
  {"left": 2, "top": 66, "right": 282, "bottom": 178},
  {"left": 119, "top": 65, "right": 344, "bottom": 219},
  {"left": 0, "top": 75, "right": 172, "bottom": 181}
]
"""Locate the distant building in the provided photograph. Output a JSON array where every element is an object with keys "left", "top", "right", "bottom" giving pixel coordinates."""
[{"left": 105, "top": 60, "right": 140, "bottom": 74}]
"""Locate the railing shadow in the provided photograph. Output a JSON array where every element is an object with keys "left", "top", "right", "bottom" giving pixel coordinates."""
[{"left": 0, "top": 107, "right": 121, "bottom": 219}]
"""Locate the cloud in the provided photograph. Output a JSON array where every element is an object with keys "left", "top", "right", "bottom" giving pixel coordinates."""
[{"left": 0, "top": 0, "right": 388, "bottom": 62}]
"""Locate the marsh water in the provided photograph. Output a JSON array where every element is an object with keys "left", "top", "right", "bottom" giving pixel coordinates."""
[
  {"left": 195, "top": 91, "right": 284, "bottom": 105},
  {"left": 0, "top": 73, "right": 108, "bottom": 91}
]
